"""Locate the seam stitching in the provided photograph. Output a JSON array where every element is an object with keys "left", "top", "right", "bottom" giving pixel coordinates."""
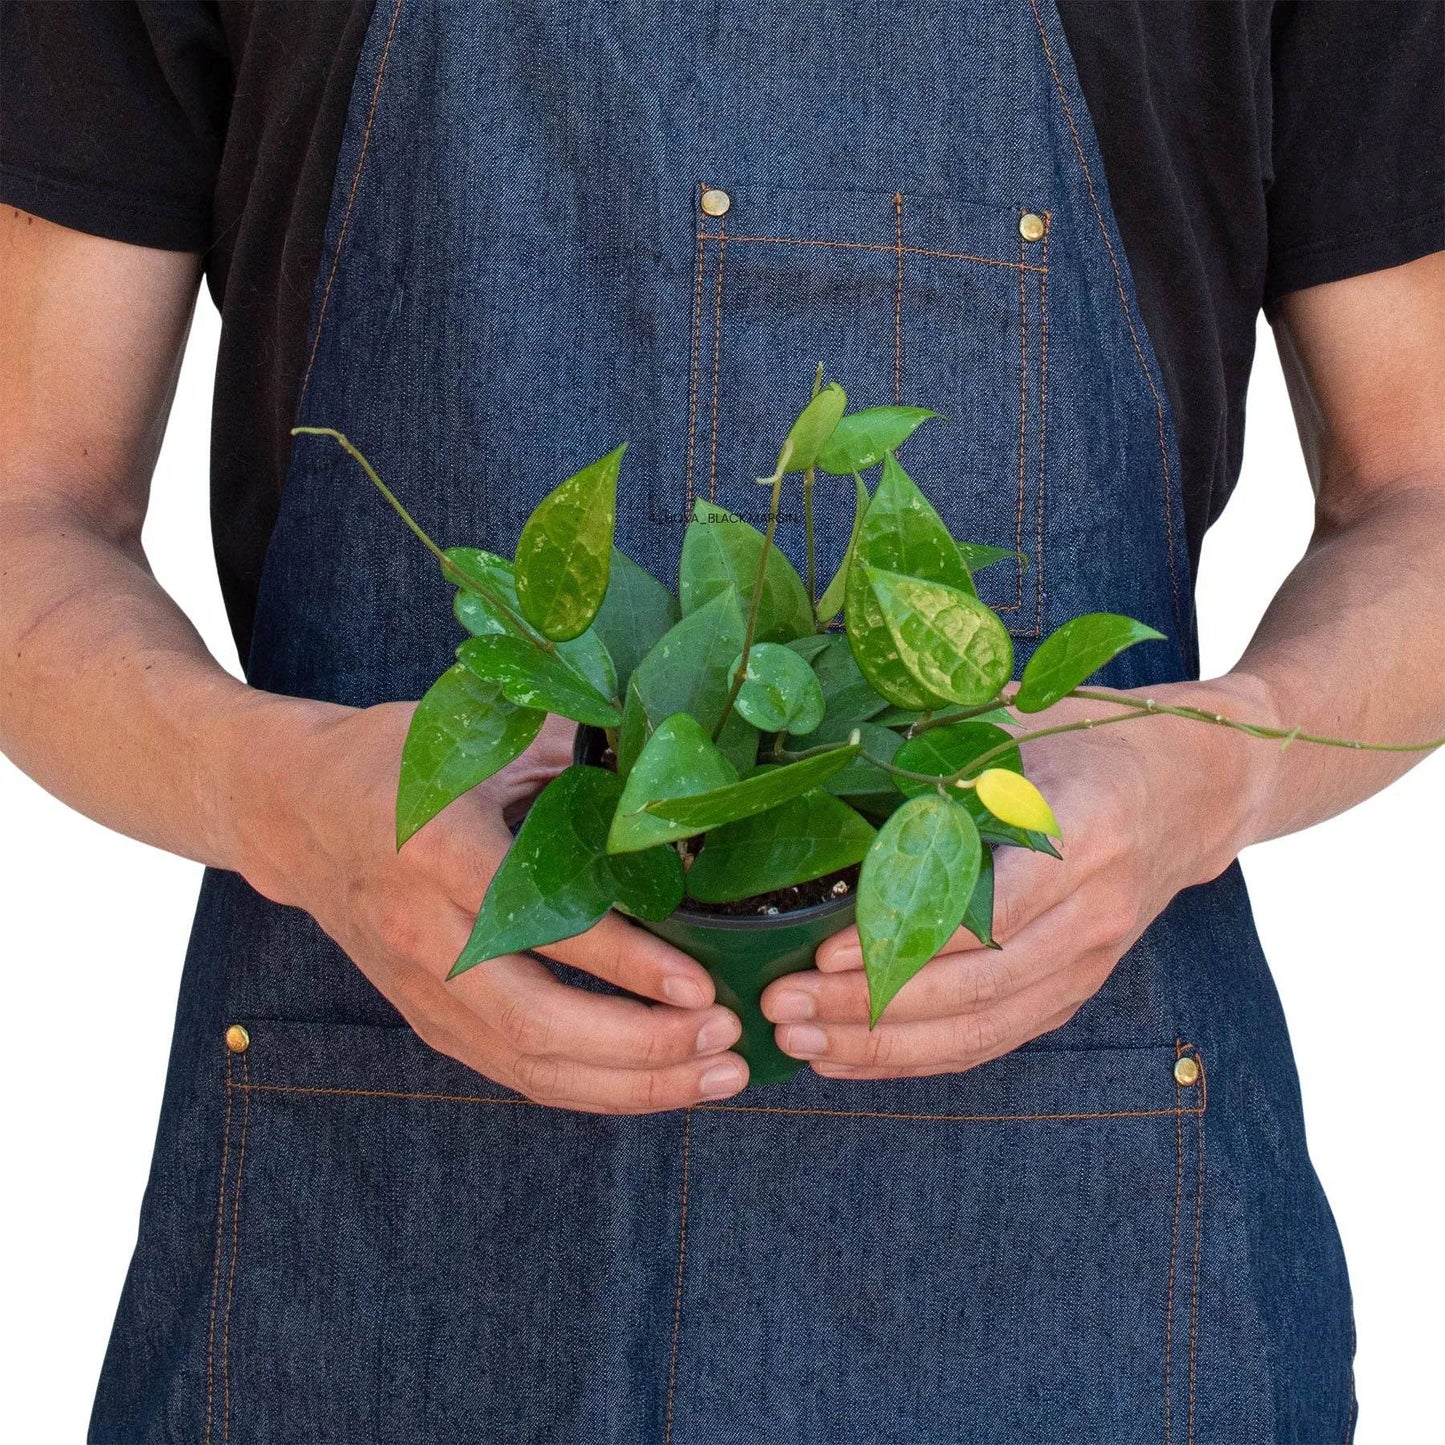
[
  {"left": 1012, "top": 221, "right": 1029, "bottom": 614},
  {"left": 662, "top": 1107, "right": 692, "bottom": 1444},
  {"left": 893, "top": 193, "right": 904, "bottom": 403},
  {"left": 685, "top": 188, "right": 707, "bottom": 515},
  {"left": 1034, "top": 216, "right": 1050, "bottom": 636},
  {"left": 295, "top": 0, "right": 404, "bottom": 411},
  {"left": 203, "top": 1049, "right": 235, "bottom": 1445},
  {"left": 1187, "top": 1051, "right": 1206, "bottom": 1444},
  {"left": 706, "top": 217, "right": 728, "bottom": 502},
  {"left": 1164, "top": 1038, "right": 1186, "bottom": 1444},
  {"left": 697, "top": 231, "right": 1047, "bottom": 273},
  {"left": 1024, "top": 0, "right": 1186, "bottom": 643},
  {"left": 233, "top": 1079, "right": 1200, "bottom": 1124},
  {"left": 220, "top": 1053, "right": 251, "bottom": 1444}
]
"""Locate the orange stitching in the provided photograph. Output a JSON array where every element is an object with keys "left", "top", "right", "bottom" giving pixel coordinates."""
[
  {"left": 697, "top": 231, "right": 1047, "bottom": 274},
  {"left": 296, "top": 0, "right": 403, "bottom": 411},
  {"left": 893, "top": 194, "right": 904, "bottom": 404},
  {"left": 1012, "top": 223, "right": 1029, "bottom": 614},
  {"left": 1024, "top": 0, "right": 1185, "bottom": 641},
  {"left": 233, "top": 1079, "right": 1203, "bottom": 1124},
  {"left": 706, "top": 218, "right": 727, "bottom": 502},
  {"left": 204, "top": 1050, "right": 235, "bottom": 1445},
  {"left": 1034, "top": 216, "right": 1050, "bottom": 636},
  {"left": 685, "top": 197, "right": 706, "bottom": 514},
  {"left": 220, "top": 1052, "right": 251, "bottom": 1444},
  {"left": 1186, "top": 1052, "right": 1206, "bottom": 1444},
  {"left": 662, "top": 1108, "right": 692, "bottom": 1444},
  {"left": 1164, "top": 1038, "right": 1186, "bottom": 1445}
]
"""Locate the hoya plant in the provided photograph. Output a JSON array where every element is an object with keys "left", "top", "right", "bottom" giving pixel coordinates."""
[{"left": 294, "top": 376, "right": 1442, "bottom": 1030}]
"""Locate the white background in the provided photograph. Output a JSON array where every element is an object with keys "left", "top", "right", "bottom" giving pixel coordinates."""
[{"left": 1, "top": 296, "right": 1440, "bottom": 1441}]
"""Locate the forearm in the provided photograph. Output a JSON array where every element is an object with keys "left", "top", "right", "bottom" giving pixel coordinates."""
[{"left": 0, "top": 496, "right": 326, "bottom": 870}]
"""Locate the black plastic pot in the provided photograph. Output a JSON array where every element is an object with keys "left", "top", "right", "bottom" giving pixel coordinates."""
[{"left": 573, "top": 726, "right": 854, "bottom": 1086}]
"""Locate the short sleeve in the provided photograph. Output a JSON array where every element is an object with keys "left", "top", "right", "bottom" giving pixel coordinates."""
[
  {"left": 0, "top": 0, "right": 230, "bottom": 251},
  {"left": 1265, "top": 0, "right": 1445, "bottom": 305}
]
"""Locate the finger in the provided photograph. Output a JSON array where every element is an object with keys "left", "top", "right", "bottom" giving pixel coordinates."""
[
  {"left": 775, "top": 967, "right": 1085, "bottom": 1074},
  {"left": 450, "top": 951, "right": 741, "bottom": 1068},
  {"left": 503, "top": 1047, "right": 750, "bottom": 1115},
  {"left": 540, "top": 910, "right": 717, "bottom": 1009},
  {"left": 763, "top": 940, "right": 1052, "bottom": 1026}
]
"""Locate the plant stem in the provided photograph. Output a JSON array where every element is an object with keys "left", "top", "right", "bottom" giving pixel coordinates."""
[
  {"left": 291, "top": 425, "right": 551, "bottom": 651},
  {"left": 803, "top": 362, "right": 824, "bottom": 610},
  {"left": 712, "top": 451, "right": 789, "bottom": 740}
]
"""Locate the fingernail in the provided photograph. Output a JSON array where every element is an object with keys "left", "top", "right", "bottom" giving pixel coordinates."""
[
  {"left": 699, "top": 1060, "right": 745, "bottom": 1098},
  {"left": 696, "top": 1014, "right": 738, "bottom": 1053},
  {"left": 662, "top": 975, "right": 708, "bottom": 1009},
  {"left": 780, "top": 1024, "right": 827, "bottom": 1058},
  {"left": 768, "top": 991, "right": 815, "bottom": 1022}
]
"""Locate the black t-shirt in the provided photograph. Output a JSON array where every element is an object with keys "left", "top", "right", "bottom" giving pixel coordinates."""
[{"left": 2, "top": 0, "right": 1442, "bottom": 663}]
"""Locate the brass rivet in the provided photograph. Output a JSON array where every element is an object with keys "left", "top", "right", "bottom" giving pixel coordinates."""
[
  {"left": 1019, "top": 211, "right": 1046, "bottom": 243},
  {"left": 1174, "top": 1055, "right": 1200, "bottom": 1087},
  {"left": 700, "top": 187, "right": 732, "bottom": 218},
  {"left": 224, "top": 1023, "right": 251, "bottom": 1054}
]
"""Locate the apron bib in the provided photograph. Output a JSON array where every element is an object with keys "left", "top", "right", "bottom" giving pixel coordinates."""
[{"left": 92, "top": 3, "right": 1356, "bottom": 1440}]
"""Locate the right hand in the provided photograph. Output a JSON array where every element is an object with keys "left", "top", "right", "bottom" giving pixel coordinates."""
[{"left": 226, "top": 698, "right": 749, "bottom": 1113}]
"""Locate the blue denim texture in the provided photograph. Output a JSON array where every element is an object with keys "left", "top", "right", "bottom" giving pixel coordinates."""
[{"left": 91, "top": 1, "right": 1356, "bottom": 1440}]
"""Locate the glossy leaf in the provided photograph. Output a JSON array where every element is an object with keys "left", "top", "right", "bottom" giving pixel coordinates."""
[
  {"left": 873, "top": 703, "right": 1016, "bottom": 730},
  {"left": 807, "top": 633, "right": 892, "bottom": 730},
  {"left": 817, "top": 406, "right": 938, "bottom": 476},
  {"left": 686, "top": 791, "right": 876, "bottom": 904},
  {"left": 514, "top": 444, "right": 624, "bottom": 641},
  {"left": 647, "top": 745, "right": 860, "bottom": 830},
  {"left": 780, "top": 381, "right": 847, "bottom": 472},
  {"left": 590, "top": 549, "right": 678, "bottom": 688},
  {"left": 396, "top": 665, "right": 545, "bottom": 848},
  {"left": 818, "top": 720, "right": 902, "bottom": 802},
  {"left": 894, "top": 721, "right": 1021, "bottom": 797},
  {"left": 450, "top": 766, "right": 682, "bottom": 974},
  {"left": 679, "top": 502, "right": 812, "bottom": 643},
  {"left": 857, "top": 795, "right": 982, "bottom": 1024},
  {"left": 845, "top": 454, "right": 976, "bottom": 706},
  {"left": 1014, "top": 613, "right": 1166, "bottom": 713},
  {"left": 608, "top": 713, "right": 739, "bottom": 854},
  {"left": 957, "top": 542, "right": 1022, "bottom": 573},
  {"left": 731, "top": 643, "right": 826, "bottom": 735},
  {"left": 815, "top": 471, "right": 870, "bottom": 625},
  {"left": 451, "top": 548, "right": 616, "bottom": 697},
  {"left": 974, "top": 769, "right": 1061, "bottom": 837},
  {"left": 961, "top": 846, "right": 999, "bottom": 948},
  {"left": 457, "top": 635, "right": 621, "bottom": 728},
  {"left": 617, "top": 587, "right": 757, "bottom": 776}
]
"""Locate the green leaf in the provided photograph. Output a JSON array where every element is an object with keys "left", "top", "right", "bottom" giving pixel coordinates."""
[
  {"left": 450, "top": 548, "right": 616, "bottom": 698},
  {"left": 815, "top": 471, "right": 869, "bottom": 625},
  {"left": 864, "top": 565, "right": 1014, "bottom": 707},
  {"left": 844, "top": 454, "right": 977, "bottom": 707},
  {"left": 893, "top": 720, "right": 1021, "bottom": 797},
  {"left": 807, "top": 633, "right": 892, "bottom": 730},
  {"left": 1014, "top": 613, "right": 1167, "bottom": 713},
  {"left": 731, "top": 643, "right": 826, "bottom": 735},
  {"left": 617, "top": 587, "right": 757, "bottom": 776},
  {"left": 873, "top": 703, "right": 1016, "bottom": 730},
  {"left": 857, "top": 795, "right": 982, "bottom": 1024},
  {"left": 780, "top": 381, "right": 847, "bottom": 472},
  {"left": 396, "top": 665, "right": 545, "bottom": 848},
  {"left": 957, "top": 542, "right": 1023, "bottom": 573},
  {"left": 450, "top": 766, "right": 682, "bottom": 975},
  {"left": 514, "top": 444, "right": 624, "bottom": 641},
  {"left": 589, "top": 549, "right": 678, "bottom": 689},
  {"left": 679, "top": 503, "right": 812, "bottom": 643},
  {"left": 961, "top": 846, "right": 999, "bottom": 948},
  {"left": 647, "top": 745, "right": 860, "bottom": 830},
  {"left": 457, "top": 635, "right": 622, "bottom": 728},
  {"left": 817, "top": 406, "right": 939, "bottom": 475},
  {"left": 686, "top": 791, "right": 876, "bottom": 903},
  {"left": 818, "top": 720, "right": 902, "bottom": 801},
  {"left": 608, "top": 713, "right": 739, "bottom": 854}
]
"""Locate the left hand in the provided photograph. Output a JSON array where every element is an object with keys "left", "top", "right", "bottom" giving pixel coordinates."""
[{"left": 759, "top": 678, "right": 1274, "bottom": 1078}]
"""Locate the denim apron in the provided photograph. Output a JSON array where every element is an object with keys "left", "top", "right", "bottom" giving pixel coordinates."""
[{"left": 91, "top": 2, "right": 1357, "bottom": 1441}]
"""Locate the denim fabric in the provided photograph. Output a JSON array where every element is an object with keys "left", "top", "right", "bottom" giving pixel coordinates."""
[{"left": 92, "top": 2, "right": 1355, "bottom": 1440}]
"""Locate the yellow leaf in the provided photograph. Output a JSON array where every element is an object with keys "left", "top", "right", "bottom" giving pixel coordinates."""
[{"left": 973, "top": 769, "right": 1061, "bottom": 837}]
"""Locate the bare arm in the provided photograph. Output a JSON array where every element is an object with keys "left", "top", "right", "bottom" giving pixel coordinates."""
[
  {"left": 769, "top": 252, "right": 1445, "bottom": 1074},
  {"left": 0, "top": 210, "right": 748, "bottom": 1110}
]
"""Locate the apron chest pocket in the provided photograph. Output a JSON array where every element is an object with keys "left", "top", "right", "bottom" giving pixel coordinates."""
[{"left": 684, "top": 182, "right": 1050, "bottom": 637}]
